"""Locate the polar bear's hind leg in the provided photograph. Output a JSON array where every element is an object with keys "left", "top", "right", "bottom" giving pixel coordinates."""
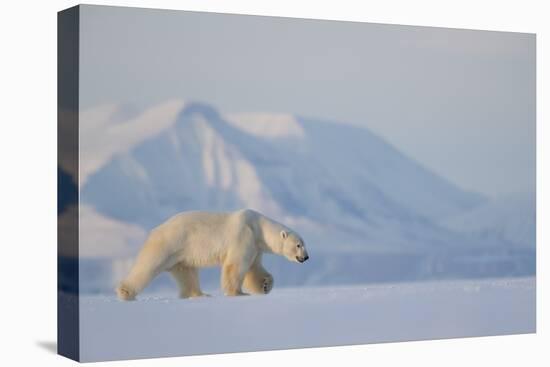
[
  {"left": 170, "top": 263, "right": 208, "bottom": 298},
  {"left": 116, "top": 233, "right": 172, "bottom": 301}
]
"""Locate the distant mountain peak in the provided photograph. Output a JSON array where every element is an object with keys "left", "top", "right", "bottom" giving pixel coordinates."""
[
  {"left": 76, "top": 100, "right": 535, "bottom": 290},
  {"left": 179, "top": 101, "right": 221, "bottom": 121},
  {"left": 225, "top": 112, "right": 305, "bottom": 139},
  {"left": 81, "top": 100, "right": 490, "bottom": 254}
]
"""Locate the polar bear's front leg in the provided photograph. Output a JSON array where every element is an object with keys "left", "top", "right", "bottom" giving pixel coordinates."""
[
  {"left": 221, "top": 227, "right": 259, "bottom": 296},
  {"left": 221, "top": 263, "right": 250, "bottom": 296},
  {"left": 243, "top": 258, "right": 274, "bottom": 294},
  {"left": 169, "top": 263, "right": 208, "bottom": 298}
]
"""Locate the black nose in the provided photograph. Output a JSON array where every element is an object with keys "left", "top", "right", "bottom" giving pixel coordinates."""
[{"left": 304, "top": 255, "right": 309, "bottom": 261}]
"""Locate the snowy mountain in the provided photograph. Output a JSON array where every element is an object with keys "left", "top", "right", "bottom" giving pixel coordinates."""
[
  {"left": 76, "top": 100, "right": 535, "bottom": 292},
  {"left": 440, "top": 192, "right": 535, "bottom": 248},
  {"left": 81, "top": 101, "right": 482, "bottom": 243}
]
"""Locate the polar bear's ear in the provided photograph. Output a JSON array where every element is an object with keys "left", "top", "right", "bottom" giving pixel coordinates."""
[{"left": 280, "top": 230, "right": 288, "bottom": 239}]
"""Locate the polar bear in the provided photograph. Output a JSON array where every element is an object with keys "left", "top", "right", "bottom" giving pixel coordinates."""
[{"left": 116, "top": 209, "right": 309, "bottom": 300}]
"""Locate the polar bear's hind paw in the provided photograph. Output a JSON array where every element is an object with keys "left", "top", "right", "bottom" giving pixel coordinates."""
[{"left": 116, "top": 283, "right": 137, "bottom": 301}]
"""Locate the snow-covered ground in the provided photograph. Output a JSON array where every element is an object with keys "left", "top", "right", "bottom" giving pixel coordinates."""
[{"left": 78, "top": 277, "right": 535, "bottom": 362}]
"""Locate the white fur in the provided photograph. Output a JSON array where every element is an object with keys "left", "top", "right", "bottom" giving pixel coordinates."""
[{"left": 116, "top": 209, "right": 308, "bottom": 300}]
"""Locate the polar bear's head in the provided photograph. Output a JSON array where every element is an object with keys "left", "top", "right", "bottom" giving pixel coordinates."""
[{"left": 280, "top": 230, "right": 309, "bottom": 263}]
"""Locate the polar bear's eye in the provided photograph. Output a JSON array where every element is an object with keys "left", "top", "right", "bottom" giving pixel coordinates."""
[{"left": 296, "top": 243, "right": 301, "bottom": 248}]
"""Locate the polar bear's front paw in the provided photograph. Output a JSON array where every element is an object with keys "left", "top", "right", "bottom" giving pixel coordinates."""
[{"left": 262, "top": 274, "right": 274, "bottom": 294}]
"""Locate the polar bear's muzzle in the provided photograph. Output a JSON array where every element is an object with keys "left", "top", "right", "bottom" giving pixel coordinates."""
[{"left": 296, "top": 255, "right": 309, "bottom": 263}]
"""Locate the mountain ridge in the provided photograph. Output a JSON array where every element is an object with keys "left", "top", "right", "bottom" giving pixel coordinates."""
[
  {"left": 81, "top": 101, "right": 486, "bottom": 252},
  {"left": 76, "top": 100, "right": 535, "bottom": 292}
]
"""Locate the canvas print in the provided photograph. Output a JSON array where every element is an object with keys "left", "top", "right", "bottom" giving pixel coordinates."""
[{"left": 58, "top": 5, "right": 536, "bottom": 362}]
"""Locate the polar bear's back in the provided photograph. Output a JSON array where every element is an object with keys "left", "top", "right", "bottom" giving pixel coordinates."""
[{"left": 150, "top": 209, "right": 257, "bottom": 267}]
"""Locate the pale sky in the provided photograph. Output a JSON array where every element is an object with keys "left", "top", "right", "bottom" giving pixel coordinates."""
[{"left": 80, "top": 5, "right": 535, "bottom": 198}]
